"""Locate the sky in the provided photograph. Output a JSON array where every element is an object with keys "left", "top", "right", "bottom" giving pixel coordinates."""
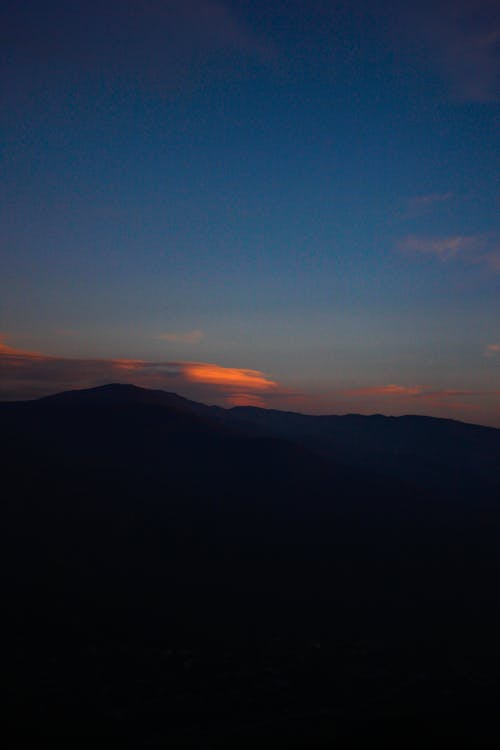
[{"left": 1, "top": 0, "right": 499, "bottom": 425}]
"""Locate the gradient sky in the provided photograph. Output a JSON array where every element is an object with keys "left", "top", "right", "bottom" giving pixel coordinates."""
[{"left": 1, "top": 0, "right": 499, "bottom": 425}]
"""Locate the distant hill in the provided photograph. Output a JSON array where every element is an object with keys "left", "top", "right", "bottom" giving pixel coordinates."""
[
  {"left": 227, "top": 404, "right": 500, "bottom": 494},
  {"left": 2, "top": 384, "right": 500, "bottom": 742},
  {"left": 8, "top": 382, "right": 498, "bottom": 491}
]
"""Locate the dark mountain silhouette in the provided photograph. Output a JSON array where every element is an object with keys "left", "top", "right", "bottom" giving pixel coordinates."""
[
  {"left": 26, "top": 382, "right": 500, "bottom": 491},
  {"left": 227, "top": 405, "right": 500, "bottom": 493},
  {"left": 36, "top": 381, "right": 223, "bottom": 415},
  {"left": 3, "top": 384, "right": 500, "bottom": 743}
]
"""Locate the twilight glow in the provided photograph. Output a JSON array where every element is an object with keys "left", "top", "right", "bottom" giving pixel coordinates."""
[{"left": 1, "top": 1, "right": 499, "bottom": 426}]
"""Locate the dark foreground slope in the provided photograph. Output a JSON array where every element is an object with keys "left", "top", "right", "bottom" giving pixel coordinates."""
[{"left": 2, "top": 384, "right": 500, "bottom": 743}]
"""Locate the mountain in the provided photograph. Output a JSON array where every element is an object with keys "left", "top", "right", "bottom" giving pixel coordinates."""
[
  {"left": 3, "top": 384, "right": 500, "bottom": 743},
  {"left": 25, "top": 383, "right": 500, "bottom": 493},
  {"left": 35, "top": 381, "right": 224, "bottom": 416},
  {"left": 20, "top": 381, "right": 499, "bottom": 491},
  {"left": 228, "top": 405, "right": 500, "bottom": 494}
]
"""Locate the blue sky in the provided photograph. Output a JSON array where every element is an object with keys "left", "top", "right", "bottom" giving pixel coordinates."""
[{"left": 1, "top": 0, "right": 499, "bottom": 424}]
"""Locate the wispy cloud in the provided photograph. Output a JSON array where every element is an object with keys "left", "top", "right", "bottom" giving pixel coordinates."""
[
  {"left": 482, "top": 251, "right": 500, "bottom": 271},
  {"left": 178, "top": 0, "right": 274, "bottom": 60},
  {"left": 408, "top": 192, "right": 454, "bottom": 213},
  {"left": 399, "top": 234, "right": 479, "bottom": 260},
  {"left": 343, "top": 383, "right": 499, "bottom": 400},
  {"left": 158, "top": 330, "right": 204, "bottom": 344},
  {"left": 404, "top": 0, "right": 500, "bottom": 102},
  {"left": 3, "top": 0, "right": 275, "bottom": 96},
  {"left": 0, "top": 337, "right": 286, "bottom": 407},
  {"left": 399, "top": 233, "right": 500, "bottom": 271},
  {"left": 343, "top": 384, "right": 426, "bottom": 397},
  {"left": 485, "top": 343, "right": 500, "bottom": 357}
]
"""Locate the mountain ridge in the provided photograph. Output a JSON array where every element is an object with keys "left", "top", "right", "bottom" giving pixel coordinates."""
[
  {"left": 3, "top": 382, "right": 498, "bottom": 494},
  {"left": 4, "top": 381, "right": 497, "bottom": 432}
]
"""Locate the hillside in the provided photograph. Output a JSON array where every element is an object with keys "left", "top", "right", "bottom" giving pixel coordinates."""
[{"left": 2, "top": 384, "right": 500, "bottom": 743}]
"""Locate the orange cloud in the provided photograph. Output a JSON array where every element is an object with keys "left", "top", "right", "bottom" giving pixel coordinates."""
[
  {"left": 485, "top": 343, "right": 500, "bottom": 357},
  {"left": 0, "top": 337, "right": 284, "bottom": 407},
  {"left": 182, "top": 362, "right": 278, "bottom": 391},
  {"left": 226, "top": 393, "right": 267, "bottom": 408},
  {"left": 1, "top": 337, "right": 498, "bottom": 423},
  {"left": 0, "top": 335, "right": 13, "bottom": 354},
  {"left": 0, "top": 336, "right": 47, "bottom": 361}
]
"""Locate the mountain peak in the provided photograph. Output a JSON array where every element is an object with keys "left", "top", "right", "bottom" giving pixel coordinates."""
[{"left": 36, "top": 382, "right": 202, "bottom": 410}]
